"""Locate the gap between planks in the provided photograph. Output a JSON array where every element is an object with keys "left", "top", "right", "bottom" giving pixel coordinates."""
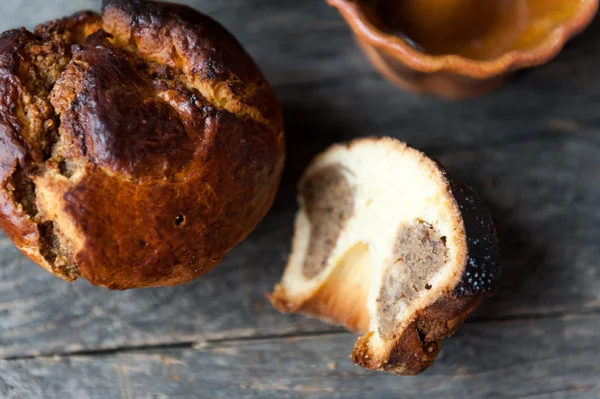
[{"left": 2, "top": 309, "right": 599, "bottom": 362}]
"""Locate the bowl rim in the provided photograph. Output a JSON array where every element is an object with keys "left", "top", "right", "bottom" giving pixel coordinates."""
[{"left": 328, "top": 0, "right": 599, "bottom": 78}]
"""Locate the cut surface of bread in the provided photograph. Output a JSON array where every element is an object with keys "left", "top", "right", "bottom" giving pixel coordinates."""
[{"left": 269, "top": 137, "right": 500, "bottom": 375}]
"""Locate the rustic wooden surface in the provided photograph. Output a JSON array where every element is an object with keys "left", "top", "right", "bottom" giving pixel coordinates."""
[{"left": 1, "top": 0, "right": 600, "bottom": 398}]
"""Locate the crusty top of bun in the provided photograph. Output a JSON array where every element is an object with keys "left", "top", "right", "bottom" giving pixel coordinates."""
[{"left": 0, "top": 0, "right": 285, "bottom": 289}]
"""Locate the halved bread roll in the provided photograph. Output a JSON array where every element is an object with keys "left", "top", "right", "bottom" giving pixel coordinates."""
[{"left": 269, "top": 137, "right": 500, "bottom": 375}]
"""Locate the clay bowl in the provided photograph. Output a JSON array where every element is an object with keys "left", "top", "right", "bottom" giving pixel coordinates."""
[{"left": 329, "top": 0, "right": 598, "bottom": 99}]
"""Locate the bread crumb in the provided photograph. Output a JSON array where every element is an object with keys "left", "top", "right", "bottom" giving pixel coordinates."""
[{"left": 327, "top": 361, "right": 337, "bottom": 370}]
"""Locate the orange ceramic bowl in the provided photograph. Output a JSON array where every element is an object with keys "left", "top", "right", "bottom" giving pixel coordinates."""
[{"left": 329, "top": 0, "right": 598, "bottom": 99}]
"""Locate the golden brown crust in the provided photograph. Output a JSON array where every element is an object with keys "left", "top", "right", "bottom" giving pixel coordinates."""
[
  {"left": 34, "top": 11, "right": 103, "bottom": 44},
  {"left": 269, "top": 245, "right": 372, "bottom": 334},
  {"left": 268, "top": 285, "right": 300, "bottom": 314},
  {"left": 0, "top": 1, "right": 284, "bottom": 289},
  {"left": 352, "top": 295, "right": 482, "bottom": 375},
  {"left": 102, "top": 0, "right": 282, "bottom": 131}
]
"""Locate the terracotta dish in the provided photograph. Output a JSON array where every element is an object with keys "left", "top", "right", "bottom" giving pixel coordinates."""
[
  {"left": 329, "top": 0, "right": 599, "bottom": 99},
  {"left": 269, "top": 137, "right": 500, "bottom": 375},
  {"left": 0, "top": 0, "right": 285, "bottom": 289}
]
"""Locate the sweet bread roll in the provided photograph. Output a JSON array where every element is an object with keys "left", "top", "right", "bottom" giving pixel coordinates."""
[
  {"left": 0, "top": 0, "right": 285, "bottom": 289},
  {"left": 269, "top": 138, "right": 500, "bottom": 375}
]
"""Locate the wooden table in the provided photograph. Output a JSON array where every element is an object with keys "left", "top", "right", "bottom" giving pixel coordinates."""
[{"left": 1, "top": 1, "right": 599, "bottom": 398}]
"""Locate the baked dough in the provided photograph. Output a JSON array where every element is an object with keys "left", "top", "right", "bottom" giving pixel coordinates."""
[
  {"left": 269, "top": 137, "right": 500, "bottom": 375},
  {"left": 0, "top": 0, "right": 285, "bottom": 289}
]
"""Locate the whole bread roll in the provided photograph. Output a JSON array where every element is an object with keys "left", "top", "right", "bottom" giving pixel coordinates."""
[
  {"left": 0, "top": 0, "right": 285, "bottom": 289},
  {"left": 269, "top": 138, "right": 500, "bottom": 375}
]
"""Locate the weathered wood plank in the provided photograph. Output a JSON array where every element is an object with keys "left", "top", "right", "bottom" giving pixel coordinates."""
[
  {"left": 1, "top": 315, "right": 599, "bottom": 399},
  {"left": 0, "top": 135, "right": 599, "bottom": 358},
  {"left": 0, "top": 0, "right": 598, "bottom": 361}
]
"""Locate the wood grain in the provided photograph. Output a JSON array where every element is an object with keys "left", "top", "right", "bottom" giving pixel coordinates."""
[
  {"left": 1, "top": 315, "right": 599, "bottom": 398},
  {"left": 0, "top": 0, "right": 599, "bottom": 397},
  {"left": 1, "top": 133, "right": 598, "bottom": 358}
]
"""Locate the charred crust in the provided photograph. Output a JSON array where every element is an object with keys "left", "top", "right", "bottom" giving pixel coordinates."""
[
  {"left": 53, "top": 32, "right": 197, "bottom": 180},
  {"left": 352, "top": 327, "right": 440, "bottom": 376},
  {"left": 445, "top": 176, "right": 501, "bottom": 297},
  {"left": 352, "top": 294, "right": 482, "bottom": 375},
  {"left": 381, "top": 321, "right": 441, "bottom": 376},
  {"left": 427, "top": 157, "right": 500, "bottom": 297},
  {"left": 101, "top": 0, "right": 238, "bottom": 84},
  {"left": 0, "top": 1, "right": 285, "bottom": 289},
  {"left": 101, "top": 0, "right": 283, "bottom": 130}
]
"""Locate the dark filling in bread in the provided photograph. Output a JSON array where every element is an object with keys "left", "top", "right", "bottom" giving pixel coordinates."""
[
  {"left": 301, "top": 165, "right": 355, "bottom": 279},
  {"left": 38, "top": 220, "right": 77, "bottom": 276},
  {"left": 7, "top": 165, "right": 77, "bottom": 277},
  {"left": 57, "top": 158, "right": 76, "bottom": 178},
  {"left": 376, "top": 220, "right": 448, "bottom": 339},
  {"left": 9, "top": 164, "right": 39, "bottom": 218},
  {"left": 1, "top": 14, "right": 102, "bottom": 279}
]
